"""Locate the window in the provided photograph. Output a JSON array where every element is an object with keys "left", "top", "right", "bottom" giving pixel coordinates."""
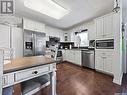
[{"left": 78, "top": 32, "right": 89, "bottom": 47}]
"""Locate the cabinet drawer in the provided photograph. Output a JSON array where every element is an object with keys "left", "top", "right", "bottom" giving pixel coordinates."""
[
  {"left": 15, "top": 67, "right": 40, "bottom": 82},
  {"left": 37, "top": 65, "right": 50, "bottom": 74},
  {"left": 15, "top": 65, "right": 50, "bottom": 82}
]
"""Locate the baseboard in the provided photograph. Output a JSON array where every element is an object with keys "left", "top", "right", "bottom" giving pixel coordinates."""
[{"left": 113, "top": 73, "right": 123, "bottom": 85}]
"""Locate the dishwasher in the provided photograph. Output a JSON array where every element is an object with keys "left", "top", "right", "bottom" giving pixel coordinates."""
[{"left": 82, "top": 50, "right": 95, "bottom": 69}]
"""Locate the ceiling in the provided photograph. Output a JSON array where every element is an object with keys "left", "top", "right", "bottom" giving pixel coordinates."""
[{"left": 15, "top": 0, "right": 114, "bottom": 30}]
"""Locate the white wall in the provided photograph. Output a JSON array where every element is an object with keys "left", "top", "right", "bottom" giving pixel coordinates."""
[{"left": 45, "top": 25, "right": 64, "bottom": 42}]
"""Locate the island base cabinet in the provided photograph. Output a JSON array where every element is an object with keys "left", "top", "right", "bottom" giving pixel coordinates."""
[{"left": 95, "top": 50, "right": 114, "bottom": 75}]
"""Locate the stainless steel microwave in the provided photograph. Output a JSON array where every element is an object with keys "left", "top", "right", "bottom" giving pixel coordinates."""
[{"left": 96, "top": 39, "right": 114, "bottom": 49}]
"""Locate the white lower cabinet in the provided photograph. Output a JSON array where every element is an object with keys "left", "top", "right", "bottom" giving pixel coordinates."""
[
  {"left": 74, "top": 50, "right": 81, "bottom": 66},
  {"left": 95, "top": 50, "right": 114, "bottom": 74},
  {"left": 62, "top": 50, "right": 81, "bottom": 66}
]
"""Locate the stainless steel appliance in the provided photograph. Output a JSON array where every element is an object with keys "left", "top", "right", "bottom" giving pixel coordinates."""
[
  {"left": 24, "top": 30, "right": 46, "bottom": 57},
  {"left": 82, "top": 50, "right": 95, "bottom": 69},
  {"left": 96, "top": 39, "right": 114, "bottom": 49}
]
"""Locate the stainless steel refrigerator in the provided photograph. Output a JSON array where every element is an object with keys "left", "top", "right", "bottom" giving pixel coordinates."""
[{"left": 23, "top": 30, "right": 46, "bottom": 57}]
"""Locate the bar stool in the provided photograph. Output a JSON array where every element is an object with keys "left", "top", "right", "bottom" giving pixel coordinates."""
[{"left": 21, "top": 45, "right": 58, "bottom": 95}]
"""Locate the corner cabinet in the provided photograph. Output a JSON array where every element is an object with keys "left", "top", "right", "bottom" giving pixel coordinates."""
[
  {"left": 62, "top": 50, "right": 81, "bottom": 66},
  {"left": 23, "top": 18, "right": 45, "bottom": 32},
  {"left": 95, "top": 13, "right": 114, "bottom": 39},
  {"left": 95, "top": 50, "right": 114, "bottom": 74}
]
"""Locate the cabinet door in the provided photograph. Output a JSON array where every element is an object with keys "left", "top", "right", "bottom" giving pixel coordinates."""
[
  {"left": 74, "top": 50, "right": 81, "bottom": 66},
  {"left": 0, "top": 24, "right": 10, "bottom": 48},
  {"left": 23, "top": 18, "right": 35, "bottom": 31},
  {"left": 95, "top": 18, "right": 103, "bottom": 39},
  {"left": 11, "top": 27, "right": 23, "bottom": 57},
  {"left": 95, "top": 51, "right": 103, "bottom": 71},
  {"left": 103, "top": 52, "right": 113, "bottom": 74},
  {"left": 88, "top": 23, "right": 96, "bottom": 40},
  {"left": 62, "top": 50, "right": 66, "bottom": 61},
  {"left": 35, "top": 22, "right": 45, "bottom": 32},
  {"left": 103, "top": 14, "right": 113, "bottom": 38},
  {"left": 65, "top": 50, "right": 70, "bottom": 61}
]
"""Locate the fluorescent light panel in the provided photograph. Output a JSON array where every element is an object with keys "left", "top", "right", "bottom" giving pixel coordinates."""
[{"left": 24, "top": 0, "right": 69, "bottom": 20}]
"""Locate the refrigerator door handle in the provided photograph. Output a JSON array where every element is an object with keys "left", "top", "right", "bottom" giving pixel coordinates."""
[{"left": 32, "top": 33, "right": 35, "bottom": 56}]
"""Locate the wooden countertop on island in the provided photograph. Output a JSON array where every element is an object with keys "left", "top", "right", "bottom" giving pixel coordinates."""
[{"left": 4, "top": 56, "right": 56, "bottom": 74}]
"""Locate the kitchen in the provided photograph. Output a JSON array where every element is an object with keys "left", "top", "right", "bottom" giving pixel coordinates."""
[{"left": 0, "top": 0, "right": 126, "bottom": 95}]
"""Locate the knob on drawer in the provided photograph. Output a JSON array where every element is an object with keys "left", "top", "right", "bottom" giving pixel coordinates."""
[{"left": 32, "top": 71, "right": 38, "bottom": 74}]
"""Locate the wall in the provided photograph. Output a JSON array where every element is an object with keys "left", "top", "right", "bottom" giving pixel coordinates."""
[{"left": 112, "top": 0, "right": 123, "bottom": 85}]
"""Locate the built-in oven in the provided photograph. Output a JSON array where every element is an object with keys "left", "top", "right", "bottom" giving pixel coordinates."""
[{"left": 96, "top": 39, "right": 114, "bottom": 49}]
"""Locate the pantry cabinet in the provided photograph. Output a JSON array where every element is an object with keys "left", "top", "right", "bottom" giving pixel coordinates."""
[
  {"left": 62, "top": 50, "right": 81, "bottom": 66},
  {"left": 95, "top": 50, "right": 114, "bottom": 74},
  {"left": 95, "top": 13, "right": 114, "bottom": 39}
]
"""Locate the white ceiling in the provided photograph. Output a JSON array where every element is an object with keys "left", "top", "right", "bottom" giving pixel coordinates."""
[{"left": 15, "top": 0, "right": 114, "bottom": 30}]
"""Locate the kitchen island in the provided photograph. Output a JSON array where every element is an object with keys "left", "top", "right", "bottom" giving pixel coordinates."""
[{"left": 0, "top": 54, "right": 57, "bottom": 95}]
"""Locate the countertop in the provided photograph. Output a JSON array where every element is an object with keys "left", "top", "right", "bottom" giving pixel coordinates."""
[
  {"left": 4, "top": 56, "right": 55, "bottom": 74},
  {"left": 59, "top": 47, "right": 95, "bottom": 51}
]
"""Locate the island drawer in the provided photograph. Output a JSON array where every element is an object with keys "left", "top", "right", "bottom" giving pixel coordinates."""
[
  {"left": 14, "top": 67, "right": 38, "bottom": 82},
  {"left": 37, "top": 65, "right": 49, "bottom": 74},
  {"left": 14, "top": 65, "right": 50, "bottom": 82}
]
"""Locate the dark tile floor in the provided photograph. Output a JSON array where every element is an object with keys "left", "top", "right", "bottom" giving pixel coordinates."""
[{"left": 35, "top": 62, "right": 127, "bottom": 95}]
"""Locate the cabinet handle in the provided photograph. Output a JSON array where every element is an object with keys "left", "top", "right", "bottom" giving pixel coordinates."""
[
  {"left": 32, "top": 71, "right": 38, "bottom": 74},
  {"left": 3, "top": 77, "right": 6, "bottom": 85},
  {"left": 102, "top": 57, "right": 106, "bottom": 59}
]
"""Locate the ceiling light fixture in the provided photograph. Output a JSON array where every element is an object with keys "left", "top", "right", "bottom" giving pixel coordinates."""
[
  {"left": 113, "top": 0, "right": 120, "bottom": 13},
  {"left": 24, "top": 0, "right": 69, "bottom": 20}
]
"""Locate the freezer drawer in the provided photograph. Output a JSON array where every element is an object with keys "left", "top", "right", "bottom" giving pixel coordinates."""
[{"left": 82, "top": 50, "right": 95, "bottom": 69}]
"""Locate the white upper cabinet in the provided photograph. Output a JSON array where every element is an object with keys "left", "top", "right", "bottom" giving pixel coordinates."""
[
  {"left": 23, "top": 18, "right": 45, "bottom": 33},
  {"left": 95, "top": 17, "right": 103, "bottom": 39},
  {"left": 103, "top": 14, "right": 114, "bottom": 38},
  {"left": 95, "top": 13, "right": 114, "bottom": 39},
  {"left": 88, "top": 22, "right": 96, "bottom": 40}
]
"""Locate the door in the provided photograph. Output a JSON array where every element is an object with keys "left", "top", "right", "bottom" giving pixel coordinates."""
[
  {"left": 0, "top": 24, "right": 10, "bottom": 48},
  {"left": 11, "top": 27, "right": 23, "bottom": 57},
  {"left": 23, "top": 30, "right": 34, "bottom": 56},
  {"left": 34, "top": 32, "right": 46, "bottom": 56}
]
